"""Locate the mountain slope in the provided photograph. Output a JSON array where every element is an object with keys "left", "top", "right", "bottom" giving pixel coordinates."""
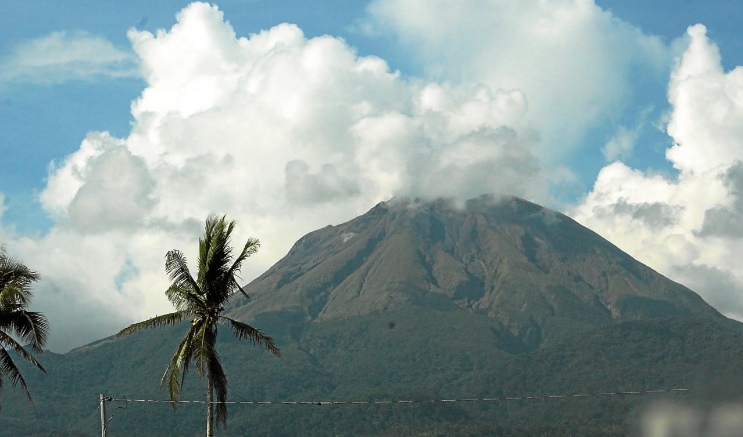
[
  {"left": 230, "top": 195, "right": 721, "bottom": 349},
  {"left": 2, "top": 194, "right": 738, "bottom": 437},
  {"left": 5, "top": 313, "right": 743, "bottom": 437}
]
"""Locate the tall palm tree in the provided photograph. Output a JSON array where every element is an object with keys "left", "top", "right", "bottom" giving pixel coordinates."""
[
  {"left": 117, "top": 215, "right": 280, "bottom": 436},
  {"left": 0, "top": 245, "right": 49, "bottom": 411}
]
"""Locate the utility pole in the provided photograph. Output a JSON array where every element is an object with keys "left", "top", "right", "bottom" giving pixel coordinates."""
[{"left": 100, "top": 394, "right": 108, "bottom": 437}]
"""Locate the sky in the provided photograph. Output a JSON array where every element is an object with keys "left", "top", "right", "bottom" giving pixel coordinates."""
[{"left": 2, "top": 0, "right": 743, "bottom": 352}]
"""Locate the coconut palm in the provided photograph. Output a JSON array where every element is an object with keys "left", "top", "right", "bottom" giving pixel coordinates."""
[
  {"left": 0, "top": 245, "right": 49, "bottom": 411},
  {"left": 116, "top": 215, "right": 280, "bottom": 436}
]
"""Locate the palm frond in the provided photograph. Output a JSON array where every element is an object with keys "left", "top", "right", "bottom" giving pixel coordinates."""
[
  {"left": 200, "top": 218, "right": 260, "bottom": 306},
  {"left": 164, "top": 250, "right": 204, "bottom": 310},
  {"left": 0, "top": 246, "right": 40, "bottom": 312},
  {"left": 190, "top": 317, "right": 231, "bottom": 427},
  {"left": 224, "top": 237, "right": 259, "bottom": 300},
  {"left": 0, "top": 330, "right": 45, "bottom": 372},
  {"left": 221, "top": 317, "right": 280, "bottom": 357},
  {"left": 116, "top": 311, "right": 190, "bottom": 337},
  {"left": 0, "top": 348, "right": 33, "bottom": 407},
  {"left": 209, "top": 354, "right": 229, "bottom": 426},
  {"left": 201, "top": 215, "right": 240, "bottom": 307},
  {"left": 0, "top": 246, "right": 41, "bottom": 283},
  {"left": 198, "top": 215, "right": 223, "bottom": 290},
  {"left": 192, "top": 321, "right": 217, "bottom": 378},
  {"left": 1, "top": 310, "right": 49, "bottom": 352},
  {"left": 0, "top": 283, "right": 28, "bottom": 313},
  {"left": 161, "top": 321, "right": 200, "bottom": 406},
  {"left": 165, "top": 283, "right": 204, "bottom": 313}
]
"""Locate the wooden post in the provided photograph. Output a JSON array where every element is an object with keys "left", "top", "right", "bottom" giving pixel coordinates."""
[{"left": 100, "top": 394, "right": 108, "bottom": 437}]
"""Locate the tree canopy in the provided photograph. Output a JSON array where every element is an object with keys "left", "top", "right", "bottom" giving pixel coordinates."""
[{"left": 0, "top": 245, "right": 49, "bottom": 411}]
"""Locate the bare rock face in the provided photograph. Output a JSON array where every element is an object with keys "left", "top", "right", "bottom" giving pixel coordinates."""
[{"left": 230, "top": 194, "right": 722, "bottom": 350}]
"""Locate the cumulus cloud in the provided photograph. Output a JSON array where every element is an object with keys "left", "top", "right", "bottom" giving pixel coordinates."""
[
  {"left": 572, "top": 24, "right": 743, "bottom": 321},
  {"left": 671, "top": 264, "right": 743, "bottom": 320},
  {"left": 67, "top": 146, "right": 156, "bottom": 233},
  {"left": 1, "top": 2, "right": 719, "bottom": 352},
  {"left": 1, "top": 3, "right": 546, "bottom": 351},
  {"left": 603, "top": 199, "right": 682, "bottom": 231},
  {"left": 361, "top": 0, "right": 670, "bottom": 161},
  {"left": 285, "top": 160, "right": 361, "bottom": 204},
  {"left": 698, "top": 162, "right": 743, "bottom": 238},
  {"left": 0, "top": 30, "right": 139, "bottom": 85}
]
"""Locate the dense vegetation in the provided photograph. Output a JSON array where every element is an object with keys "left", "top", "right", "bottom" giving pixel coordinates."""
[{"left": 3, "top": 310, "right": 743, "bottom": 436}]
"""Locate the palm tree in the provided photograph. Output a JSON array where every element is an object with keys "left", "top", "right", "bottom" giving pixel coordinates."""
[
  {"left": 116, "top": 215, "right": 280, "bottom": 436},
  {"left": 0, "top": 245, "right": 49, "bottom": 411}
]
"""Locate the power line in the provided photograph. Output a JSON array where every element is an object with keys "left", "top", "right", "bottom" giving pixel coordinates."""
[
  {"left": 99, "top": 388, "right": 690, "bottom": 436},
  {"left": 103, "top": 388, "right": 689, "bottom": 406}
]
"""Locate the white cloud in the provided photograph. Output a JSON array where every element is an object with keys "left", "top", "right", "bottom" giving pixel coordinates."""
[
  {"left": 571, "top": 24, "right": 743, "bottom": 321},
  {"left": 602, "top": 126, "right": 639, "bottom": 161},
  {"left": 3, "top": 2, "right": 726, "bottom": 352},
  {"left": 0, "top": 30, "right": 140, "bottom": 85},
  {"left": 3, "top": 2, "right": 545, "bottom": 351},
  {"left": 361, "top": 0, "right": 670, "bottom": 162},
  {"left": 40, "top": 132, "right": 127, "bottom": 218},
  {"left": 67, "top": 146, "right": 156, "bottom": 233}
]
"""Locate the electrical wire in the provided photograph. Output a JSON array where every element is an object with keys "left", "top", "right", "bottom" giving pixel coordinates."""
[{"left": 104, "top": 388, "right": 689, "bottom": 406}]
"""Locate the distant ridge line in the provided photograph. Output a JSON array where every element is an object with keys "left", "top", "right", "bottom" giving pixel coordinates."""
[{"left": 104, "top": 388, "right": 689, "bottom": 406}]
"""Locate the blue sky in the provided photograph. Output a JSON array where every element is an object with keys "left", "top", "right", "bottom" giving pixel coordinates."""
[{"left": 2, "top": 0, "right": 743, "bottom": 351}]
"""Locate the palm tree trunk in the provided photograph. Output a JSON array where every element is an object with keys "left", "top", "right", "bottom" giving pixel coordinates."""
[{"left": 207, "top": 373, "right": 214, "bottom": 437}]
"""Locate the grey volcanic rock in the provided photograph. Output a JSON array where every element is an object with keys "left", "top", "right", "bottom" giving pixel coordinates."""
[{"left": 230, "top": 195, "right": 722, "bottom": 350}]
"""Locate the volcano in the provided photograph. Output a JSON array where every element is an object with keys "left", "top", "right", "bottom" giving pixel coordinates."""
[
  {"left": 5, "top": 195, "right": 742, "bottom": 437},
  {"left": 230, "top": 195, "right": 721, "bottom": 352}
]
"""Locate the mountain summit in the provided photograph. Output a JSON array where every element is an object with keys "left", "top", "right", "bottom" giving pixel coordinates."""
[{"left": 231, "top": 195, "right": 721, "bottom": 350}]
